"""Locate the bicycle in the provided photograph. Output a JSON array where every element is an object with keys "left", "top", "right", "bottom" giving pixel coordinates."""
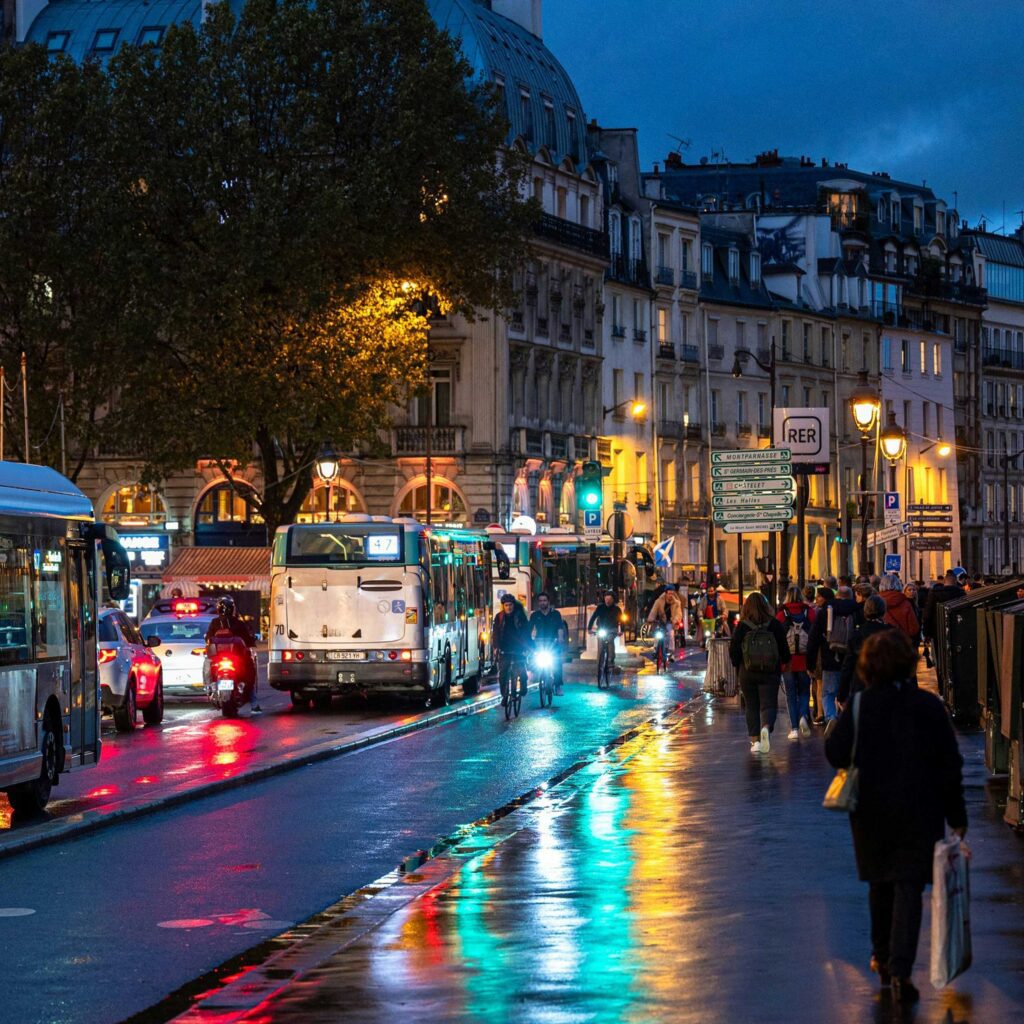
[
  {"left": 653, "top": 625, "right": 668, "bottom": 673},
  {"left": 595, "top": 629, "right": 615, "bottom": 688},
  {"left": 532, "top": 647, "right": 556, "bottom": 708},
  {"left": 499, "top": 656, "right": 525, "bottom": 719}
]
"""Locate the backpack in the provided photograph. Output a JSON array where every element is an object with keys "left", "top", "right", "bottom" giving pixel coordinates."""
[
  {"left": 783, "top": 608, "right": 810, "bottom": 655},
  {"left": 741, "top": 619, "right": 779, "bottom": 673},
  {"left": 827, "top": 605, "right": 855, "bottom": 654}
]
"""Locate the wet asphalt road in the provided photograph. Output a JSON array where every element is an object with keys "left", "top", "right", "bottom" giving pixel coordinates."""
[{"left": 0, "top": 666, "right": 698, "bottom": 1024}]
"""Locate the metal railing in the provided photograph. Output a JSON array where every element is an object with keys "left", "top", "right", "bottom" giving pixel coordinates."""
[
  {"left": 658, "top": 343, "right": 676, "bottom": 359},
  {"left": 679, "top": 270, "right": 698, "bottom": 290},
  {"left": 633, "top": 328, "right": 647, "bottom": 342},
  {"left": 607, "top": 253, "right": 649, "bottom": 286},
  {"left": 681, "top": 344, "right": 700, "bottom": 363},
  {"left": 393, "top": 425, "right": 465, "bottom": 455},
  {"left": 611, "top": 324, "right": 626, "bottom": 338},
  {"left": 982, "top": 348, "right": 1024, "bottom": 371},
  {"left": 534, "top": 213, "right": 609, "bottom": 258},
  {"left": 686, "top": 423, "right": 703, "bottom": 440},
  {"left": 658, "top": 419, "right": 682, "bottom": 438},
  {"left": 655, "top": 266, "right": 674, "bottom": 286}
]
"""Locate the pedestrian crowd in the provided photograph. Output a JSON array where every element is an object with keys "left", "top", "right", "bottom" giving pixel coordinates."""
[{"left": 724, "top": 568, "right": 970, "bottom": 1005}]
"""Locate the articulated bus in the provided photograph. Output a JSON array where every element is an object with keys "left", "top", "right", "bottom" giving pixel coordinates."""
[
  {"left": 268, "top": 516, "right": 494, "bottom": 706},
  {"left": 0, "top": 464, "right": 131, "bottom": 815}
]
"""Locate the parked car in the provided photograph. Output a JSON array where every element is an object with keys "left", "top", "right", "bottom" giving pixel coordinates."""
[
  {"left": 98, "top": 608, "right": 164, "bottom": 732},
  {"left": 140, "top": 597, "right": 218, "bottom": 697}
]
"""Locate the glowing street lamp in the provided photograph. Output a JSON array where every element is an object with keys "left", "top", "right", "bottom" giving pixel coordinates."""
[
  {"left": 848, "top": 371, "right": 880, "bottom": 573},
  {"left": 315, "top": 446, "right": 339, "bottom": 523},
  {"left": 880, "top": 412, "right": 907, "bottom": 465}
]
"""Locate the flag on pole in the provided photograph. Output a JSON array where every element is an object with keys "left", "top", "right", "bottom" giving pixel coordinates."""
[{"left": 652, "top": 536, "right": 675, "bottom": 570}]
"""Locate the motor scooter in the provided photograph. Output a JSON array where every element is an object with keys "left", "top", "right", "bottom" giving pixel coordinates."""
[{"left": 206, "top": 633, "right": 257, "bottom": 718}]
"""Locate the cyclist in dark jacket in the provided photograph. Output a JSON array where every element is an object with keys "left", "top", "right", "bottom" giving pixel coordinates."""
[
  {"left": 529, "top": 591, "right": 566, "bottom": 693},
  {"left": 492, "top": 594, "right": 530, "bottom": 699},
  {"left": 588, "top": 591, "right": 622, "bottom": 669}
]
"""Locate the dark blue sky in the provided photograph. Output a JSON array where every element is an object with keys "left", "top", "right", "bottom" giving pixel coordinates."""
[{"left": 544, "top": 0, "right": 1024, "bottom": 232}]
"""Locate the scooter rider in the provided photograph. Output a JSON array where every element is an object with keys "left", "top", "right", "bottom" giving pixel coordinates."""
[
  {"left": 529, "top": 591, "right": 567, "bottom": 694},
  {"left": 588, "top": 590, "right": 622, "bottom": 669},
  {"left": 205, "top": 596, "right": 261, "bottom": 713}
]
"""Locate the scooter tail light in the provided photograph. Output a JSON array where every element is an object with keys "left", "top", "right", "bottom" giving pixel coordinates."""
[{"left": 216, "top": 656, "right": 236, "bottom": 673}]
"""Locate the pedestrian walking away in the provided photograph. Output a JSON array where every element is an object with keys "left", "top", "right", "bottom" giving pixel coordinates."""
[
  {"left": 730, "top": 591, "right": 790, "bottom": 754},
  {"left": 837, "top": 595, "right": 892, "bottom": 706},
  {"left": 879, "top": 575, "right": 920, "bottom": 642},
  {"left": 806, "top": 585, "right": 860, "bottom": 737},
  {"left": 825, "top": 630, "right": 967, "bottom": 1006},
  {"left": 776, "top": 585, "right": 815, "bottom": 739}
]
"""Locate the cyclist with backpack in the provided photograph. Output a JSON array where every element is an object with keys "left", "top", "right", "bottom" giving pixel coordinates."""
[
  {"left": 775, "top": 585, "right": 816, "bottom": 740},
  {"left": 806, "top": 584, "right": 862, "bottom": 737},
  {"left": 729, "top": 592, "right": 790, "bottom": 754}
]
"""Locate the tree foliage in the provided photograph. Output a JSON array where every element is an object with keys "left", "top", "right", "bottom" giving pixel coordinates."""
[{"left": 0, "top": 0, "right": 533, "bottom": 532}]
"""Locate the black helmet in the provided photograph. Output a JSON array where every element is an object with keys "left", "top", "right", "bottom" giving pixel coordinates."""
[{"left": 216, "top": 596, "right": 236, "bottom": 617}]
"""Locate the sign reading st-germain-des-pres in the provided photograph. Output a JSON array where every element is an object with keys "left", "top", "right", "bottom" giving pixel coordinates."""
[{"left": 771, "top": 407, "right": 831, "bottom": 474}]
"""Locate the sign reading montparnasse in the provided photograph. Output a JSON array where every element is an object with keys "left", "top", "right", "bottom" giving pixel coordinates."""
[{"left": 710, "top": 448, "right": 795, "bottom": 534}]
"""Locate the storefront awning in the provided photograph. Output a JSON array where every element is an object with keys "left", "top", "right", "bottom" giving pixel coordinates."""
[{"left": 162, "top": 546, "right": 271, "bottom": 597}]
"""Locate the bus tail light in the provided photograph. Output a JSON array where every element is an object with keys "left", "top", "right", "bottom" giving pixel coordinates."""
[
  {"left": 400, "top": 650, "right": 412, "bottom": 662},
  {"left": 295, "top": 651, "right": 305, "bottom": 661},
  {"left": 98, "top": 649, "right": 116, "bottom": 665},
  {"left": 282, "top": 651, "right": 293, "bottom": 662},
  {"left": 387, "top": 650, "right": 398, "bottom": 661}
]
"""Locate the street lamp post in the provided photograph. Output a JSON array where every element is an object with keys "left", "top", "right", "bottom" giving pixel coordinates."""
[
  {"left": 880, "top": 412, "right": 907, "bottom": 561},
  {"left": 849, "top": 371, "right": 881, "bottom": 576},
  {"left": 315, "top": 446, "right": 340, "bottom": 523},
  {"left": 732, "top": 338, "right": 777, "bottom": 602}
]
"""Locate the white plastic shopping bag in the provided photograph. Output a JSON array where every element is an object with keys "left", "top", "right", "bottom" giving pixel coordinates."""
[{"left": 930, "top": 834, "right": 972, "bottom": 989}]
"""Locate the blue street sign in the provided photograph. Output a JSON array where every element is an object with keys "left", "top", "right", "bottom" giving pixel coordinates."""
[
  {"left": 884, "top": 492, "right": 900, "bottom": 511},
  {"left": 583, "top": 509, "right": 601, "bottom": 529},
  {"left": 884, "top": 554, "right": 902, "bottom": 574}
]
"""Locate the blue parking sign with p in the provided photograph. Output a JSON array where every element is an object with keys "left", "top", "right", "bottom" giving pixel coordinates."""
[
  {"left": 884, "top": 492, "right": 900, "bottom": 511},
  {"left": 583, "top": 510, "right": 601, "bottom": 529}
]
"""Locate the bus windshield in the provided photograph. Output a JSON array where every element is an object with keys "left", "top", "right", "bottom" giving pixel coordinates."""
[{"left": 282, "top": 526, "right": 404, "bottom": 566}]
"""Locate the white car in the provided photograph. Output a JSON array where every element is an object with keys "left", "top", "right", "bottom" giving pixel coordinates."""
[
  {"left": 141, "top": 598, "right": 218, "bottom": 697},
  {"left": 98, "top": 608, "right": 164, "bottom": 732}
]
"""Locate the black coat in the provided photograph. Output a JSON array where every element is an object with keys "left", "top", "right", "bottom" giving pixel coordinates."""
[
  {"left": 837, "top": 619, "right": 893, "bottom": 705},
  {"left": 825, "top": 682, "right": 967, "bottom": 884},
  {"left": 728, "top": 617, "right": 790, "bottom": 686},
  {"left": 922, "top": 583, "right": 964, "bottom": 641},
  {"left": 805, "top": 597, "right": 861, "bottom": 674}
]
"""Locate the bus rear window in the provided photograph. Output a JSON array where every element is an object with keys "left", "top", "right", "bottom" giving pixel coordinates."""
[{"left": 285, "top": 527, "right": 404, "bottom": 565}]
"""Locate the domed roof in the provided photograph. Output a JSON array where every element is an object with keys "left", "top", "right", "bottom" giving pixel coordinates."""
[
  {"left": 26, "top": 0, "right": 588, "bottom": 165},
  {"left": 427, "top": 0, "right": 587, "bottom": 165}
]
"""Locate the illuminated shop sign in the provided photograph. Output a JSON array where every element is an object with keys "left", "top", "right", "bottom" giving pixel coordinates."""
[{"left": 118, "top": 533, "right": 170, "bottom": 572}]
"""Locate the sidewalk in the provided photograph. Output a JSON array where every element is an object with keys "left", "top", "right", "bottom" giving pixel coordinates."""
[{"left": 179, "top": 691, "right": 1024, "bottom": 1024}]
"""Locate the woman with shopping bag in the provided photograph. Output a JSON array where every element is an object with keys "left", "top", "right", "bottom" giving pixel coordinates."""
[{"left": 824, "top": 630, "right": 967, "bottom": 1005}]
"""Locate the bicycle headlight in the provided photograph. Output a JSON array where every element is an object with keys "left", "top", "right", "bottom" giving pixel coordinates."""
[
  {"left": 597, "top": 628, "right": 608, "bottom": 639},
  {"left": 535, "top": 650, "right": 554, "bottom": 671},
  {"left": 655, "top": 630, "right": 664, "bottom": 641}
]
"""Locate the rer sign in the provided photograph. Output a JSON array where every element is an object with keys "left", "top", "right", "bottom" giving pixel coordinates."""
[{"left": 772, "top": 407, "right": 830, "bottom": 465}]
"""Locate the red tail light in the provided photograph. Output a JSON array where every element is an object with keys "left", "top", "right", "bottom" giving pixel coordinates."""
[
  {"left": 98, "top": 649, "right": 116, "bottom": 665},
  {"left": 216, "top": 656, "right": 236, "bottom": 673}
]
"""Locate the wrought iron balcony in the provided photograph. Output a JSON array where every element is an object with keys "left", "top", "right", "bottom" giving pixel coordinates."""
[
  {"left": 607, "top": 253, "right": 649, "bottom": 286},
  {"left": 393, "top": 425, "right": 465, "bottom": 455},
  {"left": 534, "top": 213, "right": 609, "bottom": 259},
  {"left": 679, "top": 270, "right": 698, "bottom": 290},
  {"left": 681, "top": 344, "right": 700, "bottom": 363},
  {"left": 982, "top": 348, "right": 1024, "bottom": 371},
  {"left": 611, "top": 324, "right": 627, "bottom": 339},
  {"left": 658, "top": 419, "right": 682, "bottom": 438},
  {"left": 633, "top": 328, "right": 647, "bottom": 342},
  {"left": 658, "top": 343, "right": 676, "bottom": 360},
  {"left": 686, "top": 423, "right": 703, "bottom": 441},
  {"left": 655, "top": 266, "right": 675, "bottom": 286}
]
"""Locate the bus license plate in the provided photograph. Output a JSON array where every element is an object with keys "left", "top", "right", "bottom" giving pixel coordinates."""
[
  {"left": 327, "top": 651, "right": 362, "bottom": 661},
  {"left": 337, "top": 671, "right": 356, "bottom": 684}
]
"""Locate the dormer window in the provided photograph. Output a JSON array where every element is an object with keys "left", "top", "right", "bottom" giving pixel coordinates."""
[
  {"left": 728, "top": 249, "right": 740, "bottom": 282},
  {"left": 519, "top": 89, "right": 533, "bottom": 141},
  {"left": 877, "top": 198, "right": 886, "bottom": 221},
  {"left": 936, "top": 209, "right": 946, "bottom": 236},
  {"left": 609, "top": 211, "right": 621, "bottom": 256},
  {"left": 890, "top": 199, "right": 900, "bottom": 227},
  {"left": 750, "top": 252, "right": 761, "bottom": 286},
  {"left": 137, "top": 26, "right": 164, "bottom": 47},
  {"left": 701, "top": 243, "right": 714, "bottom": 278},
  {"left": 542, "top": 99, "right": 556, "bottom": 150},
  {"left": 913, "top": 205, "right": 923, "bottom": 232}
]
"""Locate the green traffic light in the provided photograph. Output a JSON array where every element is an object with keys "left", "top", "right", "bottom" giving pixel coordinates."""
[{"left": 583, "top": 491, "right": 600, "bottom": 507}]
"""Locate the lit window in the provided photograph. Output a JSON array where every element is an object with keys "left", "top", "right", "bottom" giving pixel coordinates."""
[
  {"left": 93, "top": 29, "right": 118, "bottom": 52},
  {"left": 46, "top": 31, "right": 70, "bottom": 53},
  {"left": 934, "top": 342, "right": 943, "bottom": 376},
  {"left": 137, "top": 26, "right": 164, "bottom": 47}
]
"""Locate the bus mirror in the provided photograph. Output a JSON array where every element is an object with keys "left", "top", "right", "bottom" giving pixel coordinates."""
[
  {"left": 495, "top": 547, "right": 511, "bottom": 580},
  {"left": 102, "top": 537, "right": 131, "bottom": 601}
]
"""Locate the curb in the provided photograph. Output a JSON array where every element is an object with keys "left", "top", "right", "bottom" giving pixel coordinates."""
[
  {"left": 0, "top": 690, "right": 503, "bottom": 863},
  {"left": 126, "top": 690, "right": 708, "bottom": 1024}
]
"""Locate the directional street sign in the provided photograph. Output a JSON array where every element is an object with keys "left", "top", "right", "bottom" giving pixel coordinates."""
[
  {"left": 712, "top": 494, "right": 794, "bottom": 509},
  {"left": 911, "top": 537, "right": 952, "bottom": 551},
  {"left": 914, "top": 526, "right": 954, "bottom": 534},
  {"left": 712, "top": 477, "right": 795, "bottom": 494},
  {"left": 711, "top": 448, "right": 794, "bottom": 532},
  {"left": 909, "top": 515, "right": 953, "bottom": 525},
  {"left": 868, "top": 523, "right": 905, "bottom": 546},
  {"left": 908, "top": 503, "right": 953, "bottom": 513},
  {"left": 712, "top": 449, "right": 792, "bottom": 465},
  {"left": 714, "top": 508, "right": 794, "bottom": 524},
  {"left": 722, "top": 522, "right": 787, "bottom": 534},
  {"left": 709, "top": 463, "right": 793, "bottom": 479}
]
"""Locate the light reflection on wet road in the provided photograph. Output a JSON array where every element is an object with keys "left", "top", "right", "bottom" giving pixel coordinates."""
[{"left": 244, "top": 696, "right": 1024, "bottom": 1024}]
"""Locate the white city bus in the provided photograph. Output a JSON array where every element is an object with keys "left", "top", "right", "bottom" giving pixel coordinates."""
[
  {"left": 268, "top": 516, "right": 493, "bottom": 706},
  {"left": 0, "top": 463, "right": 131, "bottom": 815}
]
